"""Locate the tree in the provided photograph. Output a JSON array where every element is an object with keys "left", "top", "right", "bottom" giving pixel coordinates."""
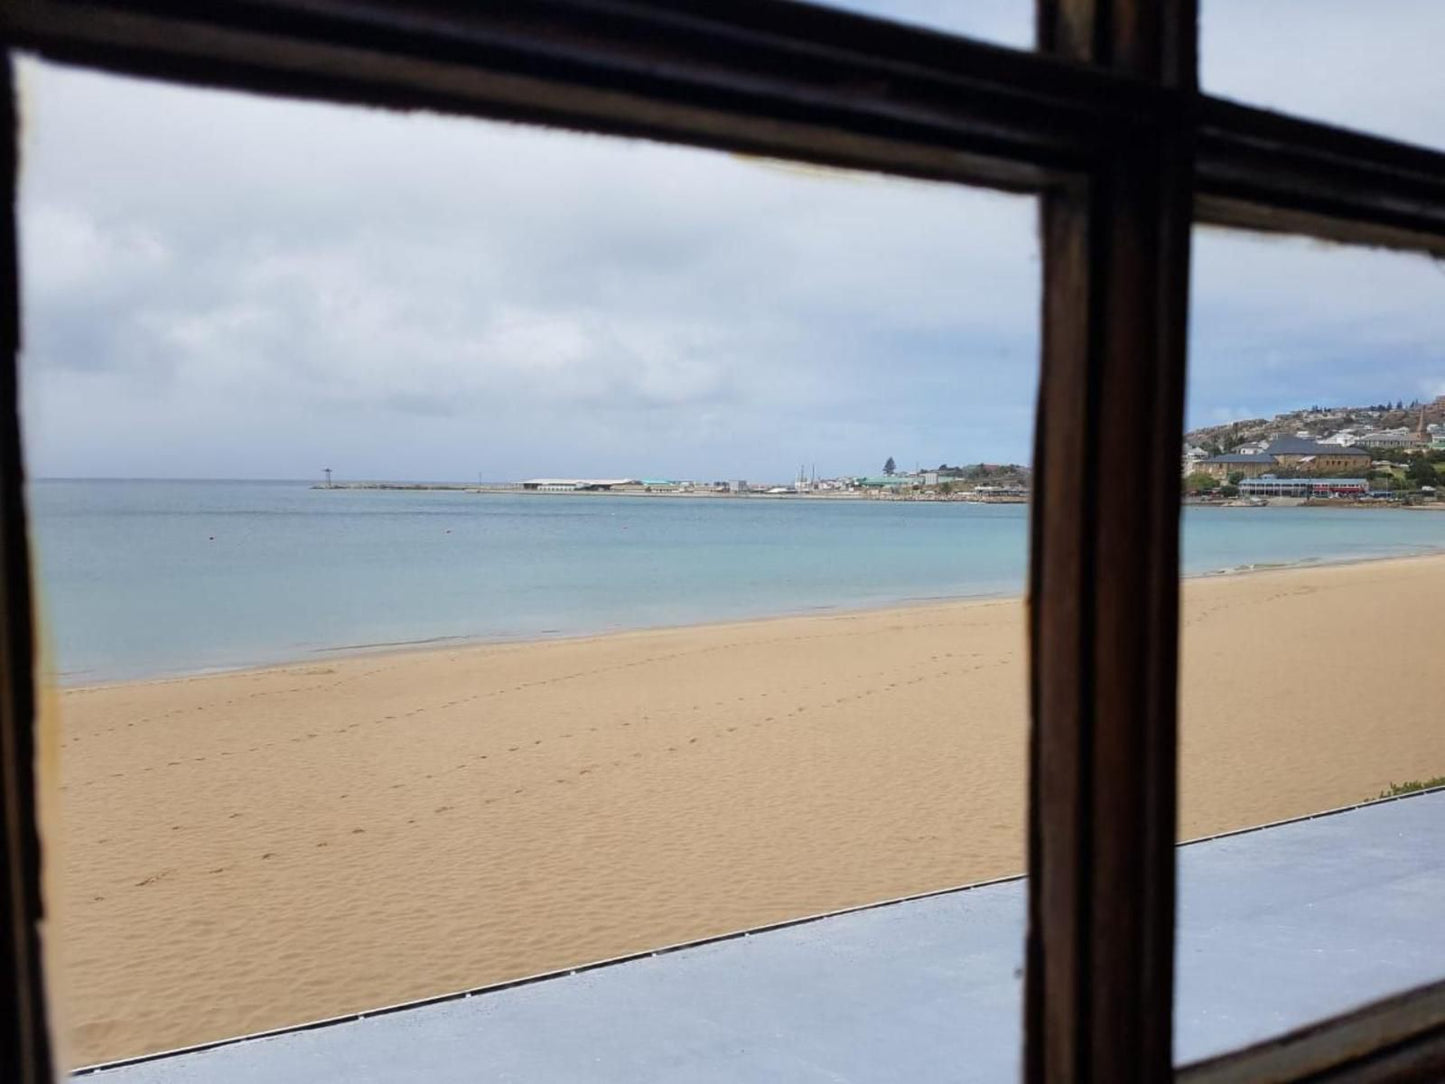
[
  {"left": 1183, "top": 471, "right": 1218, "bottom": 494},
  {"left": 937, "top": 481, "right": 954, "bottom": 496},
  {"left": 1228, "top": 471, "right": 1245, "bottom": 485},
  {"left": 883, "top": 456, "right": 896, "bottom": 476},
  {"left": 1220, "top": 484, "right": 1239, "bottom": 498},
  {"left": 1407, "top": 457, "right": 1439, "bottom": 489}
]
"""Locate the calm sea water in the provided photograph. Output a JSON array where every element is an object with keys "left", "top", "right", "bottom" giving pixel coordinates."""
[{"left": 28, "top": 480, "right": 1445, "bottom": 684}]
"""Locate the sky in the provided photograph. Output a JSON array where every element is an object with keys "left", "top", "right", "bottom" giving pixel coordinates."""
[{"left": 15, "top": 1, "right": 1445, "bottom": 482}]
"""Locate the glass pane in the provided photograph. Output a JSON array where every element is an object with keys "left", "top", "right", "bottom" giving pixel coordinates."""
[
  {"left": 1202, "top": 0, "right": 1445, "bottom": 149},
  {"left": 1176, "top": 227, "right": 1445, "bottom": 1065},
  {"left": 816, "top": 0, "right": 1031, "bottom": 49},
  {"left": 20, "top": 58, "right": 1040, "bottom": 1075}
]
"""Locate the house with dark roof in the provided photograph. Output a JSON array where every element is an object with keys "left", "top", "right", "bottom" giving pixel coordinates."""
[{"left": 1198, "top": 436, "right": 1373, "bottom": 482}]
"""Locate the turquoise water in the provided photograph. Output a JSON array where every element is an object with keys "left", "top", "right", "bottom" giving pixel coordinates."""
[{"left": 28, "top": 480, "right": 1445, "bottom": 683}]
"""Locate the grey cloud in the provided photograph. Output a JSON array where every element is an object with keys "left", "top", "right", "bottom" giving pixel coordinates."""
[{"left": 19, "top": 57, "right": 1042, "bottom": 481}]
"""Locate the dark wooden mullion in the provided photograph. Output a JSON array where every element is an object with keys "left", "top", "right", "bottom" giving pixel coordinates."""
[
  {"left": 8, "top": 2, "right": 1445, "bottom": 256},
  {"left": 1195, "top": 99, "right": 1445, "bottom": 257},
  {"left": 1178, "top": 979, "right": 1445, "bottom": 1084},
  {"left": 2, "top": 0, "right": 1133, "bottom": 189},
  {"left": 1027, "top": 177, "right": 1093, "bottom": 1084},
  {"left": 0, "top": 55, "right": 53, "bottom": 1084},
  {"left": 1028, "top": 1, "right": 1193, "bottom": 1081}
]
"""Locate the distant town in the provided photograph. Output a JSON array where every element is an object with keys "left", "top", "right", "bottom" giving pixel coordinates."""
[
  {"left": 1183, "top": 395, "right": 1445, "bottom": 504},
  {"left": 316, "top": 396, "right": 1445, "bottom": 507},
  {"left": 319, "top": 461, "right": 1033, "bottom": 501}
]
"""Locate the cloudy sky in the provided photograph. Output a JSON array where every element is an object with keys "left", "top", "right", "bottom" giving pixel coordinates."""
[{"left": 16, "top": 1, "right": 1444, "bottom": 482}]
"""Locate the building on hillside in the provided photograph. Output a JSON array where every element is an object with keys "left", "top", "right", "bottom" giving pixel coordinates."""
[
  {"left": 1262, "top": 436, "right": 1371, "bottom": 472},
  {"left": 1358, "top": 429, "right": 1416, "bottom": 450},
  {"left": 1198, "top": 453, "right": 1277, "bottom": 480},
  {"left": 1238, "top": 477, "right": 1369, "bottom": 499}
]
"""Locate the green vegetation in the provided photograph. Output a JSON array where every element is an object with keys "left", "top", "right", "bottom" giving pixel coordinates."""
[
  {"left": 1376, "top": 776, "right": 1445, "bottom": 800},
  {"left": 883, "top": 456, "right": 896, "bottom": 476},
  {"left": 1183, "top": 471, "right": 1217, "bottom": 495},
  {"left": 1406, "top": 457, "right": 1440, "bottom": 488},
  {"left": 1370, "top": 448, "right": 1444, "bottom": 467},
  {"left": 933, "top": 462, "right": 1033, "bottom": 487}
]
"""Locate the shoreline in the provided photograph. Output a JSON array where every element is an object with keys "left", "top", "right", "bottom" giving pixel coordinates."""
[
  {"left": 53, "top": 551, "right": 1445, "bottom": 1064},
  {"left": 50, "top": 546, "right": 1445, "bottom": 692},
  {"left": 313, "top": 484, "right": 1026, "bottom": 502}
]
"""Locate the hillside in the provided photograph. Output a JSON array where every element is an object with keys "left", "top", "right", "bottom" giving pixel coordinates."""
[
  {"left": 932, "top": 462, "right": 1032, "bottom": 487},
  {"left": 1185, "top": 397, "right": 1445, "bottom": 454}
]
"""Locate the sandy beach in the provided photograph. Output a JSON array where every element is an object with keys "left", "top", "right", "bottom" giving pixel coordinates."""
[{"left": 47, "top": 554, "right": 1445, "bottom": 1066}]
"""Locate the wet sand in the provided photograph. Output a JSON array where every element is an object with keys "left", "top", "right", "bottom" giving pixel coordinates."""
[{"left": 48, "top": 553, "right": 1445, "bottom": 1066}]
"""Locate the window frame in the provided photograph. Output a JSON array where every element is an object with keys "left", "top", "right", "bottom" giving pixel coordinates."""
[{"left": 1, "top": 3, "right": 1443, "bottom": 1082}]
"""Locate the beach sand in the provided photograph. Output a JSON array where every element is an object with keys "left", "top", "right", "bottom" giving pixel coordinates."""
[{"left": 48, "top": 554, "right": 1445, "bottom": 1066}]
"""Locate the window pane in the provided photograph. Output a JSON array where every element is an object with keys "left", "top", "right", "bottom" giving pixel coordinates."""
[
  {"left": 1202, "top": 0, "right": 1445, "bottom": 149},
  {"left": 816, "top": 0, "right": 1031, "bottom": 49},
  {"left": 20, "top": 58, "right": 1039, "bottom": 1074},
  {"left": 1176, "top": 227, "right": 1445, "bottom": 1065}
]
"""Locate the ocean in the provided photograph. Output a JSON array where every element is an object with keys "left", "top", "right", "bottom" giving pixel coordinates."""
[{"left": 28, "top": 479, "right": 1445, "bottom": 684}]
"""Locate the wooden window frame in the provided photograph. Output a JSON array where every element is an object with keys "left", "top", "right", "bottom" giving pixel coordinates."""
[{"left": 1, "top": 3, "right": 1443, "bottom": 1082}]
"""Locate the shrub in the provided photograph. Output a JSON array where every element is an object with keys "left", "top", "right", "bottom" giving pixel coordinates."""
[{"left": 1376, "top": 776, "right": 1445, "bottom": 800}]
